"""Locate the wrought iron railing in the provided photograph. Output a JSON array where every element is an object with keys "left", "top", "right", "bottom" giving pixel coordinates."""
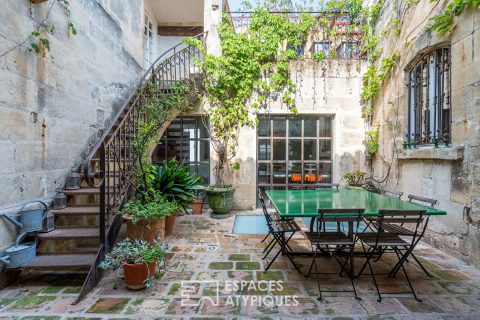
[{"left": 77, "top": 32, "right": 206, "bottom": 302}]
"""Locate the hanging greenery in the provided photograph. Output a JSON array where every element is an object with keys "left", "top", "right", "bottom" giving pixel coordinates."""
[{"left": 429, "top": 0, "right": 480, "bottom": 35}]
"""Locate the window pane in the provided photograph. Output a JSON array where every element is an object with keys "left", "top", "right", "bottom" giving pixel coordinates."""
[
  {"left": 258, "top": 117, "right": 270, "bottom": 137},
  {"left": 273, "top": 140, "right": 286, "bottom": 160},
  {"left": 288, "top": 163, "right": 302, "bottom": 184},
  {"left": 198, "top": 140, "right": 210, "bottom": 162},
  {"left": 319, "top": 117, "right": 332, "bottom": 137},
  {"left": 257, "top": 163, "right": 271, "bottom": 184},
  {"left": 199, "top": 118, "right": 209, "bottom": 138},
  {"left": 183, "top": 117, "right": 196, "bottom": 139},
  {"left": 288, "top": 140, "right": 301, "bottom": 160},
  {"left": 166, "top": 140, "right": 181, "bottom": 160},
  {"left": 272, "top": 163, "right": 286, "bottom": 184},
  {"left": 198, "top": 163, "right": 210, "bottom": 184},
  {"left": 258, "top": 140, "right": 271, "bottom": 161},
  {"left": 167, "top": 120, "right": 181, "bottom": 138},
  {"left": 319, "top": 163, "right": 332, "bottom": 183},
  {"left": 304, "top": 116, "right": 317, "bottom": 137},
  {"left": 288, "top": 118, "right": 301, "bottom": 137},
  {"left": 319, "top": 140, "right": 331, "bottom": 160},
  {"left": 303, "top": 163, "right": 317, "bottom": 184},
  {"left": 273, "top": 117, "right": 286, "bottom": 137},
  {"left": 304, "top": 140, "right": 316, "bottom": 161}
]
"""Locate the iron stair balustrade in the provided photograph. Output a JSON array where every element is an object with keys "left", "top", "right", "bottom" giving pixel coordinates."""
[{"left": 76, "top": 32, "right": 207, "bottom": 304}]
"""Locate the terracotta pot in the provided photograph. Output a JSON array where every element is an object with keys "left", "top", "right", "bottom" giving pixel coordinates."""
[
  {"left": 164, "top": 213, "right": 177, "bottom": 236},
  {"left": 191, "top": 198, "right": 204, "bottom": 215},
  {"left": 123, "top": 215, "right": 165, "bottom": 245},
  {"left": 123, "top": 260, "right": 156, "bottom": 290}
]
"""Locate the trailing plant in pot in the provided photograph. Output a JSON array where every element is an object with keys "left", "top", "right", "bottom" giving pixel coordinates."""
[
  {"left": 148, "top": 159, "right": 203, "bottom": 234},
  {"left": 120, "top": 192, "right": 177, "bottom": 244},
  {"left": 99, "top": 238, "right": 166, "bottom": 290}
]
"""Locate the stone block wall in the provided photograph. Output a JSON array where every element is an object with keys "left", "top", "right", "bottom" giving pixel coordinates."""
[
  {"left": 370, "top": 0, "right": 480, "bottom": 266},
  {"left": 0, "top": 0, "right": 144, "bottom": 249}
]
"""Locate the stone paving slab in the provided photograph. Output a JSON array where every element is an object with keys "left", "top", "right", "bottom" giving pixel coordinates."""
[{"left": 1, "top": 211, "right": 480, "bottom": 319}]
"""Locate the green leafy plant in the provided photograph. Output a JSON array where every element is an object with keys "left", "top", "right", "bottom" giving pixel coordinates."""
[
  {"left": 120, "top": 192, "right": 178, "bottom": 224},
  {"left": 312, "top": 51, "right": 327, "bottom": 61},
  {"left": 364, "top": 124, "right": 380, "bottom": 155},
  {"left": 99, "top": 238, "right": 166, "bottom": 287},
  {"left": 148, "top": 159, "right": 203, "bottom": 213},
  {"left": 429, "top": 0, "right": 480, "bottom": 35},
  {"left": 344, "top": 170, "right": 366, "bottom": 186}
]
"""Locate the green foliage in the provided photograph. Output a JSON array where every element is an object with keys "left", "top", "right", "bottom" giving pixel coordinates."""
[
  {"left": 100, "top": 238, "right": 166, "bottom": 287},
  {"left": 343, "top": 170, "right": 366, "bottom": 186},
  {"left": 361, "top": 50, "right": 400, "bottom": 113},
  {"left": 364, "top": 124, "right": 380, "bottom": 155},
  {"left": 133, "top": 81, "right": 196, "bottom": 192},
  {"left": 429, "top": 0, "right": 480, "bottom": 35},
  {"left": 148, "top": 159, "right": 203, "bottom": 213},
  {"left": 312, "top": 51, "right": 327, "bottom": 61},
  {"left": 121, "top": 192, "right": 178, "bottom": 224}
]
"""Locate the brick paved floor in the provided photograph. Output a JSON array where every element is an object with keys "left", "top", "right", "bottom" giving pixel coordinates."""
[{"left": 1, "top": 212, "right": 480, "bottom": 319}]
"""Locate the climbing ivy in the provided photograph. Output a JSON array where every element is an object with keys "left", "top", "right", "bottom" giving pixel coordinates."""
[
  {"left": 364, "top": 124, "right": 380, "bottom": 155},
  {"left": 429, "top": 0, "right": 480, "bottom": 35}
]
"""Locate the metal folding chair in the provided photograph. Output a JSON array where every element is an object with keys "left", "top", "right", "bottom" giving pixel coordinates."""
[
  {"left": 408, "top": 194, "right": 437, "bottom": 207},
  {"left": 356, "top": 209, "right": 427, "bottom": 302},
  {"left": 305, "top": 208, "right": 365, "bottom": 301},
  {"left": 259, "top": 192, "right": 301, "bottom": 272},
  {"left": 383, "top": 188, "right": 403, "bottom": 199}
]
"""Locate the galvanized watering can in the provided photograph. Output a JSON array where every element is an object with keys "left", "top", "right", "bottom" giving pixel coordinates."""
[
  {"left": 0, "top": 233, "right": 37, "bottom": 268},
  {"left": 1, "top": 200, "right": 48, "bottom": 233}
]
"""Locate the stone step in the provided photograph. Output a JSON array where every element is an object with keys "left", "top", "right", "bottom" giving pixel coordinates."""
[
  {"left": 23, "top": 254, "right": 96, "bottom": 271},
  {"left": 38, "top": 228, "right": 99, "bottom": 240},
  {"left": 50, "top": 206, "right": 100, "bottom": 216}
]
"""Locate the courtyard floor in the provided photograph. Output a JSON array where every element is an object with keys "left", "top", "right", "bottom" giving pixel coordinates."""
[{"left": 1, "top": 212, "right": 480, "bottom": 319}]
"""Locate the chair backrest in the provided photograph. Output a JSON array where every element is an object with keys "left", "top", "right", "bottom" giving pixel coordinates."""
[
  {"left": 383, "top": 188, "right": 403, "bottom": 199},
  {"left": 316, "top": 183, "right": 340, "bottom": 190},
  {"left": 376, "top": 209, "right": 427, "bottom": 247},
  {"left": 312, "top": 208, "right": 365, "bottom": 239},
  {"left": 407, "top": 194, "right": 437, "bottom": 208}
]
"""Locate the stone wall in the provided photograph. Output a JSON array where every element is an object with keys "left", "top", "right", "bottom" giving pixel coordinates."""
[
  {"left": 0, "top": 0, "right": 144, "bottom": 249},
  {"left": 229, "top": 59, "right": 367, "bottom": 210},
  {"left": 370, "top": 0, "right": 480, "bottom": 265}
]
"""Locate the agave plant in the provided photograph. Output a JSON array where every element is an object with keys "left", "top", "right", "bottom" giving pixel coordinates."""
[{"left": 150, "top": 159, "right": 203, "bottom": 213}]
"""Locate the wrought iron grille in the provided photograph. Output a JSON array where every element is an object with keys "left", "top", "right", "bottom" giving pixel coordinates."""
[{"left": 407, "top": 47, "right": 451, "bottom": 146}]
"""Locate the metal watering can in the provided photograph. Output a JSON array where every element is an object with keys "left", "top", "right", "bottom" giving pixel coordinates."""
[
  {"left": 0, "top": 233, "right": 37, "bottom": 268},
  {"left": 1, "top": 200, "right": 48, "bottom": 233}
]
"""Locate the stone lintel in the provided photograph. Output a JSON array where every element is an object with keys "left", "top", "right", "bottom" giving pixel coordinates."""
[{"left": 397, "top": 146, "right": 464, "bottom": 161}]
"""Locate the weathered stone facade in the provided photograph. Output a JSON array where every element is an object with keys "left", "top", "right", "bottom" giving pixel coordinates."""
[
  {"left": 0, "top": 0, "right": 144, "bottom": 249},
  {"left": 370, "top": 1, "right": 480, "bottom": 266}
]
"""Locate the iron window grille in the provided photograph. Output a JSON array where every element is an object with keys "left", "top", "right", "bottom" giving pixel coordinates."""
[{"left": 407, "top": 47, "right": 451, "bottom": 146}]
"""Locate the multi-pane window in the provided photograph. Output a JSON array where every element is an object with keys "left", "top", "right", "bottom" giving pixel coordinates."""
[
  {"left": 407, "top": 48, "right": 451, "bottom": 145},
  {"left": 143, "top": 13, "right": 155, "bottom": 68},
  {"left": 257, "top": 115, "right": 333, "bottom": 191},
  {"left": 153, "top": 117, "right": 210, "bottom": 185},
  {"left": 312, "top": 41, "right": 330, "bottom": 57},
  {"left": 336, "top": 41, "right": 360, "bottom": 59}
]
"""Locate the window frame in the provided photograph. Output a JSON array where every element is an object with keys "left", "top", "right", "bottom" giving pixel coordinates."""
[{"left": 406, "top": 47, "right": 451, "bottom": 146}]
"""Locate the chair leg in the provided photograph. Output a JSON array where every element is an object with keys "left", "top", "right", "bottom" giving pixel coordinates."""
[
  {"left": 312, "top": 251, "right": 322, "bottom": 301},
  {"left": 264, "top": 246, "right": 282, "bottom": 272},
  {"left": 400, "top": 257, "right": 422, "bottom": 302},
  {"left": 409, "top": 253, "right": 433, "bottom": 278},
  {"left": 261, "top": 232, "right": 270, "bottom": 243},
  {"left": 263, "top": 236, "right": 275, "bottom": 255},
  {"left": 367, "top": 255, "right": 382, "bottom": 302}
]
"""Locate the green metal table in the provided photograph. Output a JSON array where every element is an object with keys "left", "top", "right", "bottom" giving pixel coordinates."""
[
  {"left": 265, "top": 188, "right": 446, "bottom": 218},
  {"left": 265, "top": 188, "right": 446, "bottom": 275}
]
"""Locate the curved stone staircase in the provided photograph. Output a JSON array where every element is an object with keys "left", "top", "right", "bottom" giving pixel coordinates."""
[{"left": 18, "top": 34, "right": 206, "bottom": 303}]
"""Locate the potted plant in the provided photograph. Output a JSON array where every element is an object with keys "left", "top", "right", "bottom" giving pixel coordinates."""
[
  {"left": 190, "top": 193, "right": 205, "bottom": 215},
  {"left": 99, "top": 238, "right": 166, "bottom": 290},
  {"left": 120, "top": 192, "right": 177, "bottom": 244},
  {"left": 343, "top": 170, "right": 366, "bottom": 188},
  {"left": 150, "top": 159, "right": 202, "bottom": 235}
]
